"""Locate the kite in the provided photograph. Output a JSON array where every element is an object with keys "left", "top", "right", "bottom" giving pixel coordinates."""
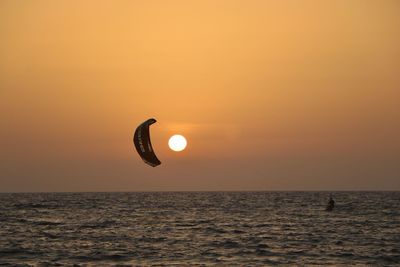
[{"left": 133, "top": 118, "right": 161, "bottom": 167}]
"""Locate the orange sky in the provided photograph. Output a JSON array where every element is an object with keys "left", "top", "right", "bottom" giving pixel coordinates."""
[{"left": 1, "top": 0, "right": 399, "bottom": 192}]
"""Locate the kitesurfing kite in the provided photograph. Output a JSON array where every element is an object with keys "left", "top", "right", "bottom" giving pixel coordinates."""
[{"left": 133, "top": 118, "right": 161, "bottom": 167}]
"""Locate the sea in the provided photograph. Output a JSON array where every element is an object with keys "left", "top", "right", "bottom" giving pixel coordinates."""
[{"left": 0, "top": 191, "right": 399, "bottom": 266}]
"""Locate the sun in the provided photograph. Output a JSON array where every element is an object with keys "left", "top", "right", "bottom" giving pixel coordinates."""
[{"left": 168, "top": 135, "right": 187, "bottom": 152}]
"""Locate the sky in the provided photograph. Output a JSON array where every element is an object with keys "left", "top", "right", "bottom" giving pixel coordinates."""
[{"left": 1, "top": 0, "right": 399, "bottom": 192}]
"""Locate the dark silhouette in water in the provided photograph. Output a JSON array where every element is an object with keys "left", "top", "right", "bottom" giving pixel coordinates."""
[{"left": 326, "top": 195, "right": 335, "bottom": 211}]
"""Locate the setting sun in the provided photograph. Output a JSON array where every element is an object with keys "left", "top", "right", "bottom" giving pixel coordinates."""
[{"left": 168, "top": 135, "right": 187, "bottom": 152}]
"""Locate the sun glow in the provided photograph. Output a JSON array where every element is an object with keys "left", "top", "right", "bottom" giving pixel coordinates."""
[{"left": 168, "top": 135, "right": 187, "bottom": 152}]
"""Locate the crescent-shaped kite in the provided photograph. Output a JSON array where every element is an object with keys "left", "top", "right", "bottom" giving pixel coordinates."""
[{"left": 133, "top": 118, "right": 161, "bottom": 167}]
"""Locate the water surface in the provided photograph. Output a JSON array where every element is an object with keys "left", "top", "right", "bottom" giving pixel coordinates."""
[{"left": 1, "top": 192, "right": 399, "bottom": 265}]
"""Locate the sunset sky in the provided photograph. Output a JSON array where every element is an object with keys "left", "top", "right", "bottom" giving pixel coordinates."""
[{"left": 1, "top": 1, "right": 399, "bottom": 192}]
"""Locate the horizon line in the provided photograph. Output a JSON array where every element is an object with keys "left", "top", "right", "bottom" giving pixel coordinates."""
[{"left": 1, "top": 190, "right": 399, "bottom": 194}]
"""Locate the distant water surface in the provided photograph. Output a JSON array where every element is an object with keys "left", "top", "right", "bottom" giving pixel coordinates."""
[{"left": 0, "top": 192, "right": 399, "bottom": 266}]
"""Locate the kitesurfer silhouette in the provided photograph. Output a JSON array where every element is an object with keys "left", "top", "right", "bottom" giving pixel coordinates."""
[{"left": 326, "top": 195, "right": 335, "bottom": 211}]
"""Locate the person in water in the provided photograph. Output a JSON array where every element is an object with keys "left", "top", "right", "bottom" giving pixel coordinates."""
[{"left": 326, "top": 195, "right": 335, "bottom": 211}]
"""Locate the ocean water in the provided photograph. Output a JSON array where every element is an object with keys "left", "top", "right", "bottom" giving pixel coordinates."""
[{"left": 0, "top": 192, "right": 399, "bottom": 266}]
